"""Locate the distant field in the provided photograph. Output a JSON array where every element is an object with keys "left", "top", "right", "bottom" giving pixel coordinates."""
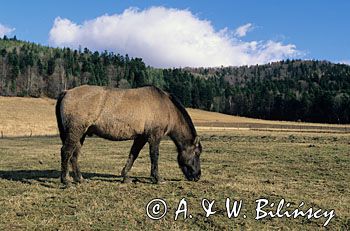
[
  {"left": 0, "top": 97, "right": 57, "bottom": 137},
  {"left": 188, "top": 108, "right": 350, "bottom": 133},
  {"left": 0, "top": 96, "right": 349, "bottom": 137}
]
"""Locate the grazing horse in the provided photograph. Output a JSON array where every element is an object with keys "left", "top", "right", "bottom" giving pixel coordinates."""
[{"left": 55, "top": 85, "right": 202, "bottom": 185}]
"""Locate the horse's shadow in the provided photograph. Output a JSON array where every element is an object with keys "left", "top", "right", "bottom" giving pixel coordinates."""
[{"left": 0, "top": 169, "right": 157, "bottom": 187}]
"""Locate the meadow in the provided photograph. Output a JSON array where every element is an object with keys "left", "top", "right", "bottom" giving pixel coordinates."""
[{"left": 0, "top": 97, "right": 349, "bottom": 230}]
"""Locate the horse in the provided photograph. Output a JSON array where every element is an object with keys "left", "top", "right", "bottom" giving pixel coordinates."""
[{"left": 55, "top": 85, "right": 202, "bottom": 185}]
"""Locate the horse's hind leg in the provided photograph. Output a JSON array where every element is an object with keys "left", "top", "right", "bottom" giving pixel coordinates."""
[
  {"left": 70, "top": 134, "right": 86, "bottom": 183},
  {"left": 121, "top": 135, "right": 147, "bottom": 183},
  {"left": 60, "top": 132, "right": 81, "bottom": 185},
  {"left": 61, "top": 141, "right": 75, "bottom": 185}
]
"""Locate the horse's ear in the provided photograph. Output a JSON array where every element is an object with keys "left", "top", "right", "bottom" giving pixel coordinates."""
[
  {"left": 194, "top": 136, "right": 200, "bottom": 146},
  {"left": 194, "top": 136, "right": 202, "bottom": 154}
]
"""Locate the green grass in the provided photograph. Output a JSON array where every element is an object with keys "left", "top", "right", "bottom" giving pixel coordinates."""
[{"left": 0, "top": 130, "right": 349, "bottom": 230}]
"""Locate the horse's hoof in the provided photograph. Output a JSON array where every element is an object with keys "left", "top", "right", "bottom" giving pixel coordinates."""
[
  {"left": 151, "top": 177, "right": 165, "bottom": 184},
  {"left": 122, "top": 177, "right": 132, "bottom": 183},
  {"left": 73, "top": 177, "right": 85, "bottom": 184},
  {"left": 60, "top": 182, "right": 71, "bottom": 189},
  {"left": 61, "top": 178, "right": 69, "bottom": 185}
]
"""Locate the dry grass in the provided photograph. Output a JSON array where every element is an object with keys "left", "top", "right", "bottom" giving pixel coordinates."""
[
  {"left": 0, "top": 96, "right": 57, "bottom": 137},
  {"left": 0, "top": 130, "right": 349, "bottom": 230}
]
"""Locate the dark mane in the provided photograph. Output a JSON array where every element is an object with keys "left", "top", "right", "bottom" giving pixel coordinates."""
[
  {"left": 168, "top": 93, "right": 197, "bottom": 139},
  {"left": 145, "top": 85, "right": 167, "bottom": 95}
]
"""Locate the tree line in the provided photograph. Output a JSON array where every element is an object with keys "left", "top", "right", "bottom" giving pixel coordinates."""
[{"left": 0, "top": 36, "right": 349, "bottom": 123}]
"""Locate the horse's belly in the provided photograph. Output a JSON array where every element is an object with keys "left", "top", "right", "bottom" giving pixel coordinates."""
[{"left": 92, "top": 121, "right": 141, "bottom": 141}]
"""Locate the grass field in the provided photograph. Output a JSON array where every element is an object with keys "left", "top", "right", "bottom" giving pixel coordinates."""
[
  {"left": 0, "top": 96, "right": 349, "bottom": 230},
  {"left": 0, "top": 130, "right": 349, "bottom": 230}
]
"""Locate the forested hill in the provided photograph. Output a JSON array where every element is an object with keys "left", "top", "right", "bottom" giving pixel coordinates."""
[{"left": 1, "top": 36, "right": 349, "bottom": 123}]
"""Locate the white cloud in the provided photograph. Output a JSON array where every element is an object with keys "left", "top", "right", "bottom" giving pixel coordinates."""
[
  {"left": 234, "top": 23, "right": 253, "bottom": 37},
  {"left": 0, "top": 23, "right": 15, "bottom": 37},
  {"left": 49, "top": 7, "right": 300, "bottom": 68}
]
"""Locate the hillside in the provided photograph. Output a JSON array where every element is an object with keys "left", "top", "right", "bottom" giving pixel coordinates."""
[
  {"left": 1, "top": 37, "right": 350, "bottom": 123},
  {"left": 0, "top": 96, "right": 348, "bottom": 137}
]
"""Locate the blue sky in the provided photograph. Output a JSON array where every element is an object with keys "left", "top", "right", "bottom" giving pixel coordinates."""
[{"left": 0, "top": 0, "right": 349, "bottom": 67}]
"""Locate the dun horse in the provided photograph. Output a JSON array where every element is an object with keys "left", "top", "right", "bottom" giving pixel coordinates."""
[{"left": 56, "top": 85, "right": 202, "bottom": 185}]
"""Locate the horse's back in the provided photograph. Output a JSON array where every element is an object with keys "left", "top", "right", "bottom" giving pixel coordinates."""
[
  {"left": 60, "top": 85, "right": 175, "bottom": 140},
  {"left": 98, "top": 86, "right": 174, "bottom": 137}
]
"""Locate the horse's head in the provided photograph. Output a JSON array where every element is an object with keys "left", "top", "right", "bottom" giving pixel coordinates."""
[{"left": 178, "top": 136, "right": 202, "bottom": 181}]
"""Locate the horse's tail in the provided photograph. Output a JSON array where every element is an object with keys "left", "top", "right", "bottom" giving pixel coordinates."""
[{"left": 56, "top": 91, "right": 67, "bottom": 144}]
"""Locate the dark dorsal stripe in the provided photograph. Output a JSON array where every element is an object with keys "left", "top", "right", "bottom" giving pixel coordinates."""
[{"left": 168, "top": 93, "right": 197, "bottom": 139}]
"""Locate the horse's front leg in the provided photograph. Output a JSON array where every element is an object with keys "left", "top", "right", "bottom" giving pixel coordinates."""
[
  {"left": 121, "top": 135, "right": 147, "bottom": 183},
  {"left": 149, "top": 138, "right": 164, "bottom": 184}
]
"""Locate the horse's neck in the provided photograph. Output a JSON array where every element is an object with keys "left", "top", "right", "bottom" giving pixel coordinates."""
[{"left": 170, "top": 120, "right": 194, "bottom": 151}]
